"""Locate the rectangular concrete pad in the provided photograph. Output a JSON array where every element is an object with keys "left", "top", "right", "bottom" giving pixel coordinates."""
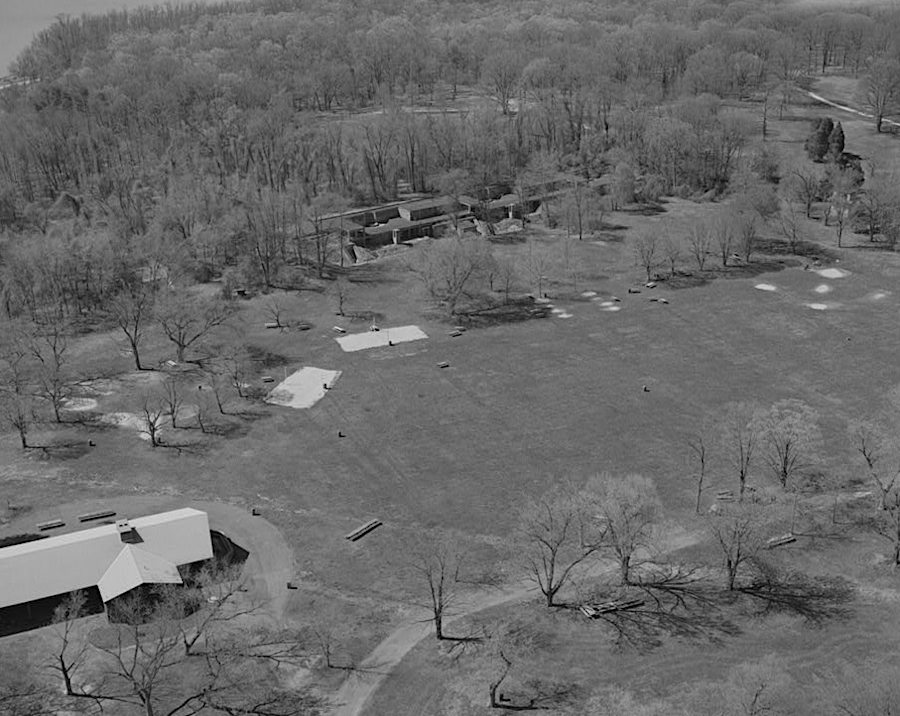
[
  {"left": 335, "top": 325, "right": 428, "bottom": 352},
  {"left": 265, "top": 367, "right": 342, "bottom": 409}
]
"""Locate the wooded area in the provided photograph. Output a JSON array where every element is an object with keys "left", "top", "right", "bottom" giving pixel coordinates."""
[{"left": 1, "top": 0, "right": 899, "bottom": 321}]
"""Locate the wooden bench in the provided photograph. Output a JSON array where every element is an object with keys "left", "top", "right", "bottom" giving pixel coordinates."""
[
  {"left": 345, "top": 519, "right": 382, "bottom": 542},
  {"left": 78, "top": 510, "right": 116, "bottom": 523},
  {"left": 765, "top": 533, "right": 796, "bottom": 549},
  {"left": 37, "top": 519, "right": 65, "bottom": 531}
]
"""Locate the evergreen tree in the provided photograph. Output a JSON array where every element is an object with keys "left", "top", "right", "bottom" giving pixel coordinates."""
[
  {"left": 804, "top": 117, "right": 834, "bottom": 162},
  {"left": 828, "top": 121, "right": 845, "bottom": 162}
]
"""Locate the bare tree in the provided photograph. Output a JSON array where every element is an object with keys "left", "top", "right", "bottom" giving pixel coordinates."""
[
  {"left": 49, "top": 581, "right": 322, "bottom": 716},
  {"left": 109, "top": 284, "right": 156, "bottom": 371},
  {"left": 633, "top": 232, "right": 659, "bottom": 282},
  {"left": 776, "top": 198, "right": 807, "bottom": 254},
  {"left": 493, "top": 256, "right": 518, "bottom": 304},
  {"left": 137, "top": 391, "right": 166, "bottom": 447},
  {"left": 757, "top": 400, "right": 822, "bottom": 489},
  {"left": 408, "top": 536, "right": 468, "bottom": 640},
  {"left": 409, "top": 236, "right": 496, "bottom": 315},
  {"left": 876, "top": 487, "right": 900, "bottom": 567},
  {"left": 858, "top": 55, "right": 900, "bottom": 133},
  {"left": 661, "top": 236, "right": 681, "bottom": 278},
  {"left": 332, "top": 278, "right": 351, "bottom": 317},
  {"left": 848, "top": 420, "right": 900, "bottom": 512},
  {"left": 687, "top": 222, "right": 713, "bottom": 271},
  {"left": 719, "top": 402, "right": 763, "bottom": 500},
  {"left": 525, "top": 243, "right": 553, "bottom": 297},
  {"left": 263, "top": 296, "right": 290, "bottom": 329},
  {"left": 155, "top": 293, "right": 232, "bottom": 364},
  {"left": 0, "top": 323, "right": 37, "bottom": 449},
  {"left": 30, "top": 319, "right": 72, "bottom": 423},
  {"left": 714, "top": 216, "right": 734, "bottom": 268},
  {"left": 161, "top": 376, "right": 184, "bottom": 429},
  {"left": 687, "top": 432, "right": 709, "bottom": 514},
  {"left": 588, "top": 473, "right": 660, "bottom": 585},
  {"left": 475, "top": 618, "right": 537, "bottom": 709},
  {"left": 707, "top": 500, "right": 769, "bottom": 590},
  {"left": 785, "top": 168, "right": 821, "bottom": 220},
  {"left": 517, "top": 482, "right": 604, "bottom": 607}
]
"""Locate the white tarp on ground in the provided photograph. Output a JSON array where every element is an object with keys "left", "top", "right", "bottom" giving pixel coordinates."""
[
  {"left": 335, "top": 325, "right": 428, "bottom": 352},
  {"left": 266, "top": 367, "right": 342, "bottom": 409}
]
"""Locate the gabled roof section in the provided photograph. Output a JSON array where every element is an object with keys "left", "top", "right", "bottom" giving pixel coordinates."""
[{"left": 98, "top": 545, "right": 183, "bottom": 602}]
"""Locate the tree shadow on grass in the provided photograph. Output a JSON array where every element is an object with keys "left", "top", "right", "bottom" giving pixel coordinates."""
[
  {"left": 737, "top": 562, "right": 855, "bottom": 624},
  {"left": 569, "top": 562, "right": 853, "bottom": 652},
  {"left": 570, "top": 566, "right": 742, "bottom": 652}
]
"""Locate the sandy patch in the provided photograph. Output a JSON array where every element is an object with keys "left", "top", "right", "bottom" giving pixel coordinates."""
[
  {"left": 62, "top": 397, "right": 99, "bottom": 412},
  {"left": 265, "top": 368, "right": 342, "bottom": 409},
  {"left": 534, "top": 297, "right": 552, "bottom": 304},
  {"left": 816, "top": 267, "right": 850, "bottom": 279},
  {"left": 601, "top": 306, "right": 622, "bottom": 312},
  {"left": 868, "top": 291, "right": 889, "bottom": 300},
  {"left": 804, "top": 302, "right": 833, "bottom": 310},
  {"left": 336, "top": 325, "right": 428, "bottom": 352},
  {"left": 814, "top": 284, "right": 831, "bottom": 294},
  {"left": 755, "top": 283, "right": 777, "bottom": 292},
  {"left": 100, "top": 412, "right": 161, "bottom": 440},
  {"left": 556, "top": 312, "right": 573, "bottom": 319},
  {"left": 580, "top": 291, "right": 597, "bottom": 297}
]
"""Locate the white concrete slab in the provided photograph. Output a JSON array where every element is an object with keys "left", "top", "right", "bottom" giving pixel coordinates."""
[
  {"left": 816, "top": 267, "right": 850, "bottom": 279},
  {"left": 336, "top": 325, "right": 428, "bottom": 352},
  {"left": 266, "top": 367, "right": 342, "bottom": 409}
]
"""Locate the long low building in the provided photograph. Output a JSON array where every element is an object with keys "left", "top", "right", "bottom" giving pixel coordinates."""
[{"left": 0, "top": 508, "right": 215, "bottom": 635}]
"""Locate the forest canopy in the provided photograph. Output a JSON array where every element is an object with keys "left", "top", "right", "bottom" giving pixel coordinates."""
[{"left": 0, "top": 0, "right": 898, "bottom": 316}]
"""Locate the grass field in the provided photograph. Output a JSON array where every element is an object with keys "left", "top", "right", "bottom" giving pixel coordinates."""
[{"left": 3, "top": 75, "right": 900, "bottom": 713}]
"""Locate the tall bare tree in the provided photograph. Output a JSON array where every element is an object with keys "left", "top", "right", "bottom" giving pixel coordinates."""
[
  {"left": 517, "top": 482, "right": 604, "bottom": 607},
  {"left": 719, "top": 402, "right": 763, "bottom": 500},
  {"left": 757, "top": 400, "right": 823, "bottom": 490},
  {"left": 408, "top": 536, "right": 468, "bottom": 640},
  {"left": 155, "top": 293, "right": 232, "bottom": 364},
  {"left": 589, "top": 473, "right": 660, "bottom": 585},
  {"left": 707, "top": 500, "right": 769, "bottom": 591}
]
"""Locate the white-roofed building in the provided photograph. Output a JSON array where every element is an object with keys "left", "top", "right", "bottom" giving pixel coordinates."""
[{"left": 0, "top": 508, "right": 214, "bottom": 636}]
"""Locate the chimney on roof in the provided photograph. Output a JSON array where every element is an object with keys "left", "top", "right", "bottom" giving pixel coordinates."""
[{"left": 116, "top": 518, "right": 142, "bottom": 544}]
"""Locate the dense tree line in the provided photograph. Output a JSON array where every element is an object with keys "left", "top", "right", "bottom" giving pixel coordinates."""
[{"left": 0, "top": 0, "right": 898, "bottom": 316}]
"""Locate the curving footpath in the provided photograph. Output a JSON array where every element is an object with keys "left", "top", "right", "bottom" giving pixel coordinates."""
[
  {"left": 804, "top": 89, "right": 900, "bottom": 129},
  {"left": 329, "top": 529, "right": 701, "bottom": 716}
]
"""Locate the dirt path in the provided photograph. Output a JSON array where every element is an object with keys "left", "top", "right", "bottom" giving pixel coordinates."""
[
  {"left": 329, "top": 527, "right": 701, "bottom": 716},
  {"left": 804, "top": 89, "right": 900, "bottom": 129}
]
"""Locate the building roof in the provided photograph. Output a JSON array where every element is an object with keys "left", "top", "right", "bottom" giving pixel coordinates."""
[
  {"left": 0, "top": 508, "right": 213, "bottom": 609},
  {"left": 98, "top": 545, "right": 183, "bottom": 602}
]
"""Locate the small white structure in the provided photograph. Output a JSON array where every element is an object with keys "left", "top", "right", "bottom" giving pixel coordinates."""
[
  {"left": 335, "top": 325, "right": 428, "bottom": 352},
  {"left": 265, "top": 368, "right": 342, "bottom": 409}
]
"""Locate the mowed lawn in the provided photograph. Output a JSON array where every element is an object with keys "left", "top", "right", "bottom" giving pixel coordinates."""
[{"left": 6, "top": 225, "right": 898, "bottom": 599}]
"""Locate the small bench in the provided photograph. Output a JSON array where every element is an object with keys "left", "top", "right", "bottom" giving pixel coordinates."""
[
  {"left": 448, "top": 330, "right": 463, "bottom": 337},
  {"left": 437, "top": 361, "right": 450, "bottom": 369},
  {"left": 765, "top": 533, "right": 796, "bottom": 549},
  {"left": 37, "top": 519, "right": 65, "bottom": 531},
  {"left": 345, "top": 519, "right": 382, "bottom": 542},
  {"left": 78, "top": 510, "right": 116, "bottom": 523}
]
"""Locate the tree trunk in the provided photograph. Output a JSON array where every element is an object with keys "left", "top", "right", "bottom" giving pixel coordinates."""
[{"left": 434, "top": 612, "right": 443, "bottom": 640}]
